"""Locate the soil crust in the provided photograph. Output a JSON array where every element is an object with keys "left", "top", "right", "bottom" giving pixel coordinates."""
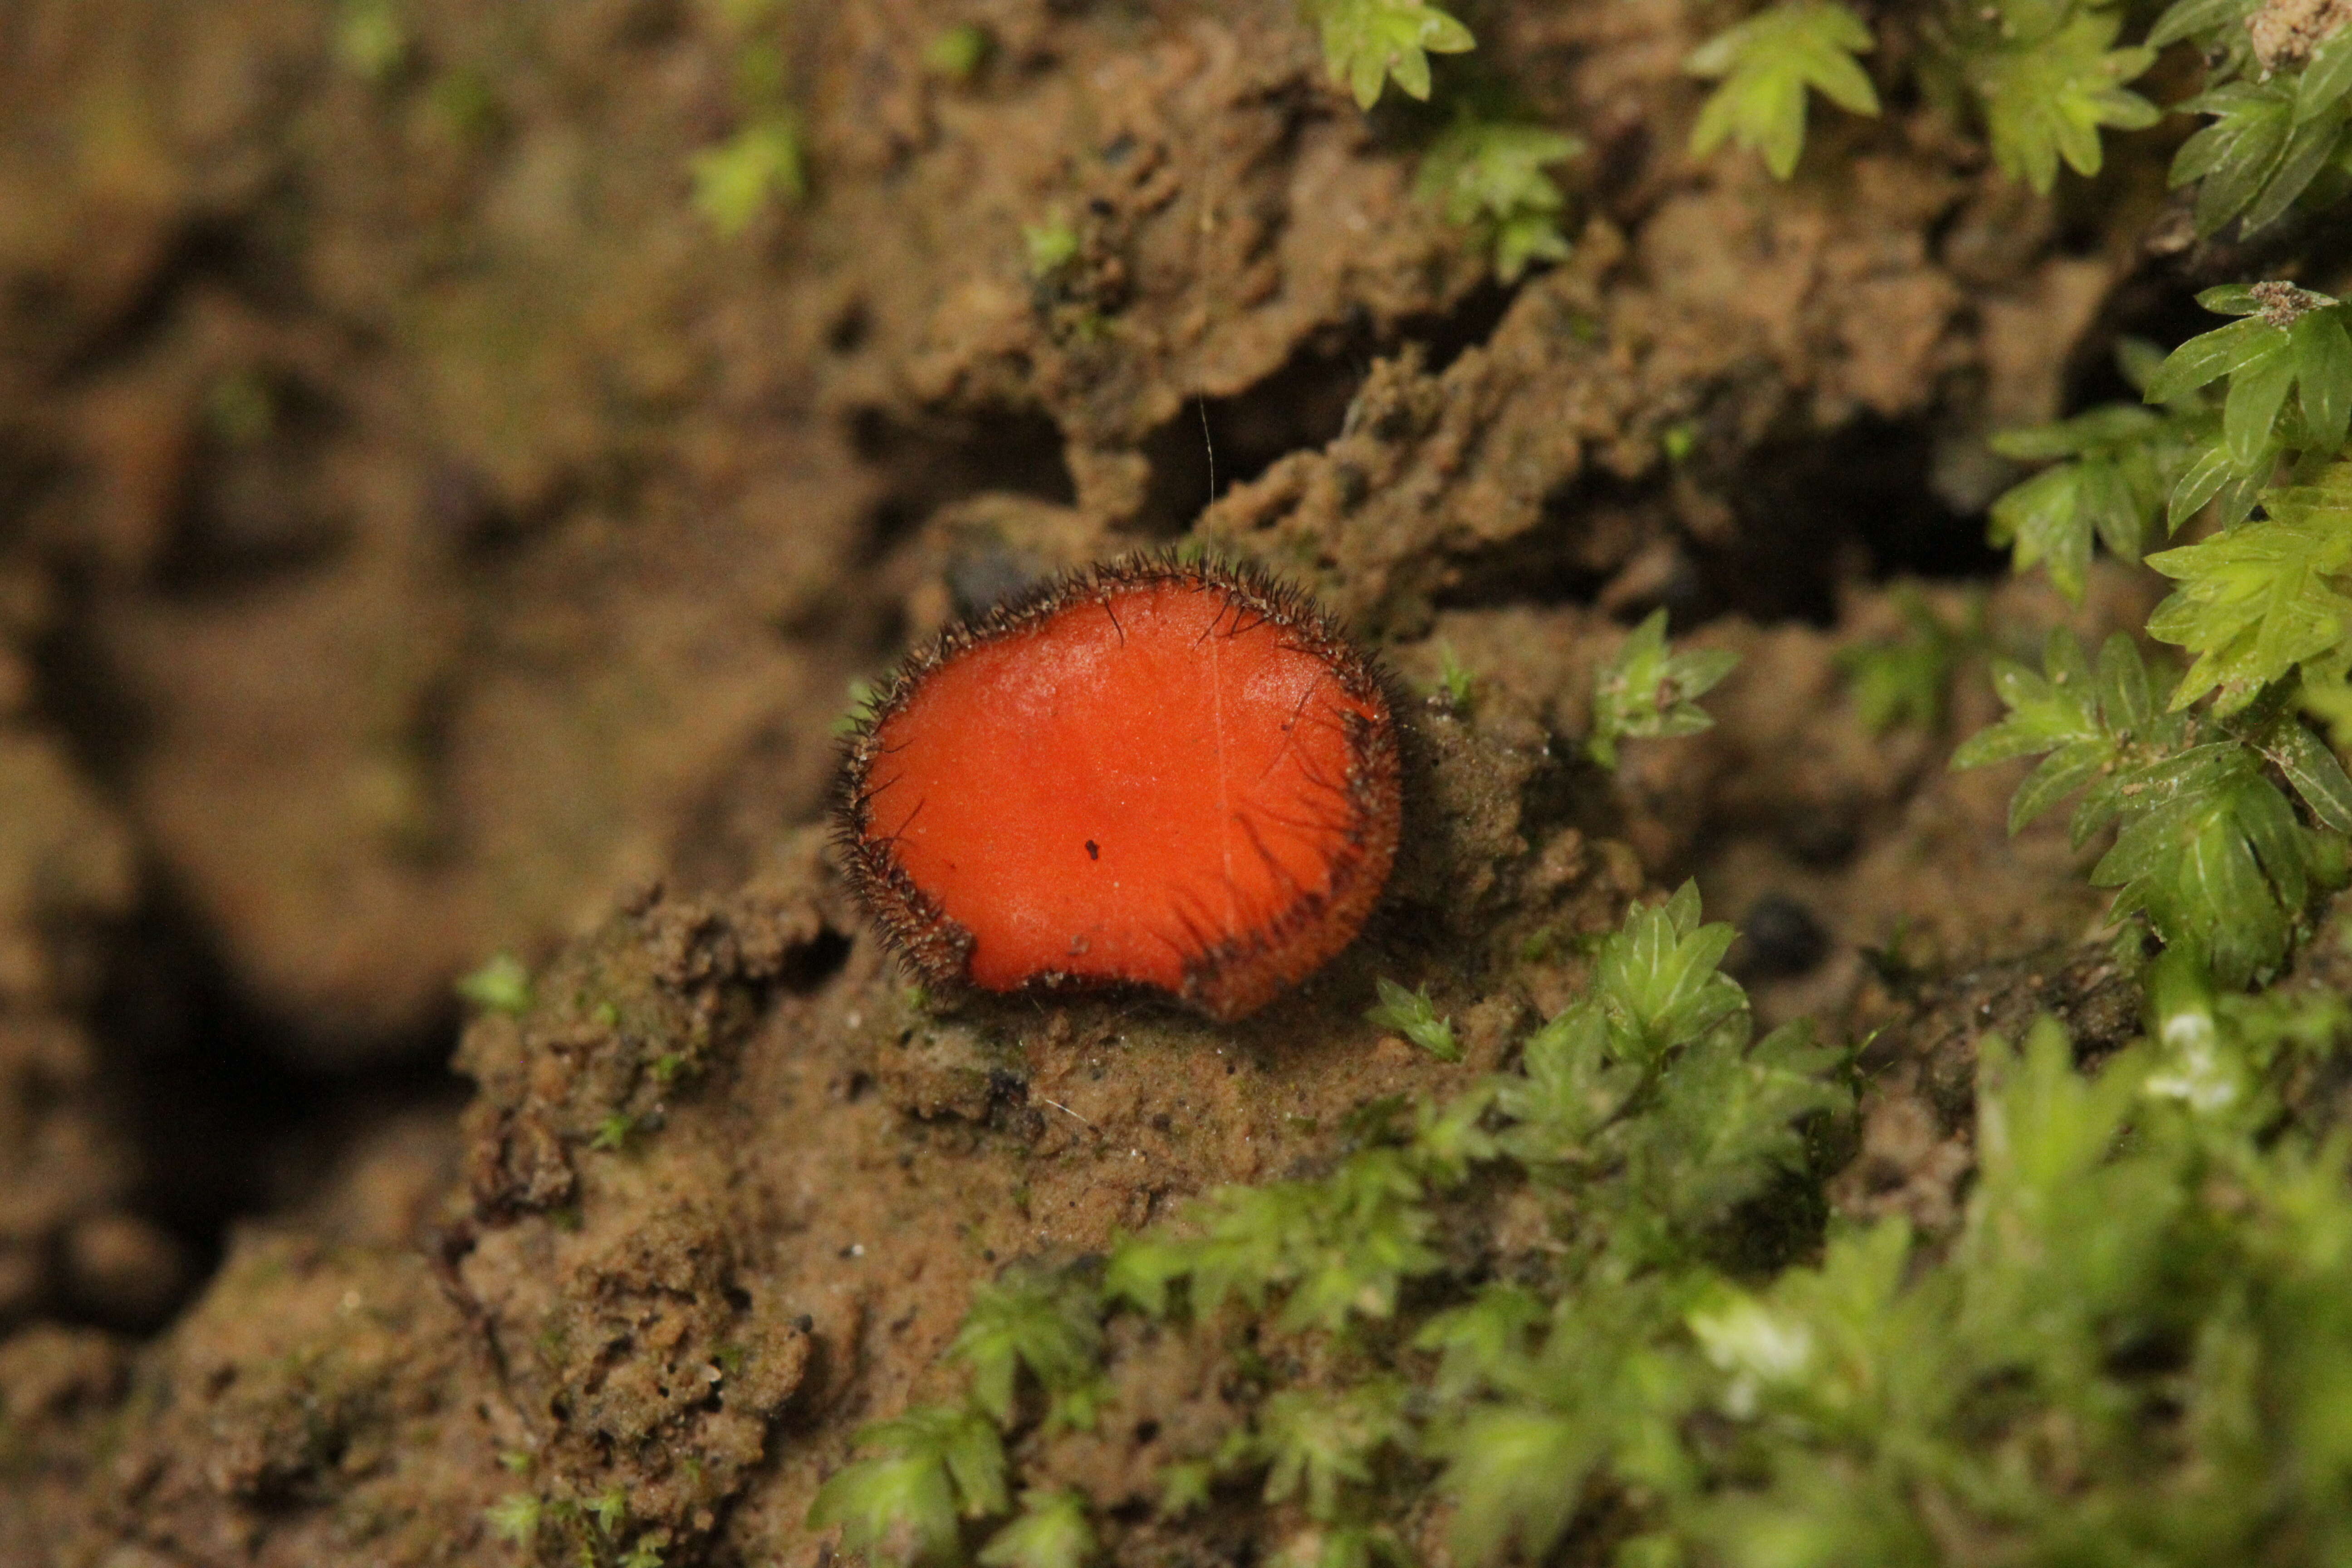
[{"left": 0, "top": 0, "right": 2243, "bottom": 1562}]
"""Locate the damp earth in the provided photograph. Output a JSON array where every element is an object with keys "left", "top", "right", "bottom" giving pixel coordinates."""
[{"left": 0, "top": 0, "right": 2256, "bottom": 1563}]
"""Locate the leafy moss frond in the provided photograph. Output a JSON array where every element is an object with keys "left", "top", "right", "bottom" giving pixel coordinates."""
[
  {"left": 2148, "top": 0, "right": 2352, "bottom": 235},
  {"left": 1955, "top": 631, "right": 2352, "bottom": 983},
  {"left": 1493, "top": 886, "right": 1848, "bottom": 1263},
  {"left": 1300, "top": 0, "right": 1474, "bottom": 110},
  {"left": 1983, "top": 334, "right": 2241, "bottom": 599},
  {"left": 1686, "top": 0, "right": 1881, "bottom": 178},
  {"left": 486, "top": 1491, "right": 542, "bottom": 1544},
  {"left": 1837, "top": 588, "right": 1979, "bottom": 733},
  {"left": 1243, "top": 1382, "right": 1411, "bottom": 1522},
  {"left": 1364, "top": 978, "right": 1460, "bottom": 1061},
  {"left": 691, "top": 29, "right": 804, "bottom": 236},
  {"left": 949, "top": 1267, "right": 1108, "bottom": 1431},
  {"left": 1433, "top": 1402, "right": 1602, "bottom": 1565},
  {"left": 2171, "top": 79, "right": 2352, "bottom": 238},
  {"left": 1406, "top": 1081, "right": 1500, "bottom": 1186},
  {"left": 2145, "top": 469, "right": 2352, "bottom": 714},
  {"left": 1105, "top": 1137, "right": 1452, "bottom": 1335},
  {"left": 2089, "top": 740, "right": 2328, "bottom": 987},
  {"left": 976, "top": 1490, "right": 1097, "bottom": 1568},
  {"left": 1498, "top": 884, "right": 1755, "bottom": 1153},
  {"left": 1413, "top": 1283, "right": 1548, "bottom": 1398},
  {"left": 2142, "top": 285, "right": 2352, "bottom": 510},
  {"left": 1593, "top": 882, "right": 1748, "bottom": 1063},
  {"left": 691, "top": 117, "right": 804, "bottom": 236},
  {"left": 1589, "top": 611, "right": 1740, "bottom": 768},
  {"left": 807, "top": 1405, "right": 1009, "bottom": 1566},
  {"left": 457, "top": 951, "right": 533, "bottom": 1014},
  {"left": 1966, "top": 9, "right": 2157, "bottom": 193},
  {"left": 2001, "top": 419, "right": 2224, "bottom": 605},
  {"left": 1431, "top": 1279, "right": 1701, "bottom": 1565},
  {"left": 1102, "top": 1231, "right": 1196, "bottom": 1319},
  {"left": 1416, "top": 119, "right": 1581, "bottom": 281}
]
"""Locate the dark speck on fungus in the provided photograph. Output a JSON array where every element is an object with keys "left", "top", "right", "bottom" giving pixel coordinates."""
[{"left": 833, "top": 556, "right": 1402, "bottom": 1022}]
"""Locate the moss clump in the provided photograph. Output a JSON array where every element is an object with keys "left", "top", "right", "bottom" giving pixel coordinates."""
[
  {"left": 807, "top": 886, "right": 1856, "bottom": 1568},
  {"left": 809, "top": 886, "right": 2352, "bottom": 1568},
  {"left": 1587, "top": 612, "right": 1740, "bottom": 769},
  {"left": 1955, "top": 630, "right": 2352, "bottom": 987}
]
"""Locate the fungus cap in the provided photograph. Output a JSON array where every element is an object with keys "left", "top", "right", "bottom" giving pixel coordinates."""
[{"left": 835, "top": 558, "right": 1401, "bottom": 1021}]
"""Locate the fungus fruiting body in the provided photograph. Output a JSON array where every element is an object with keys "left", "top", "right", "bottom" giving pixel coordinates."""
[{"left": 835, "top": 558, "right": 1401, "bottom": 1022}]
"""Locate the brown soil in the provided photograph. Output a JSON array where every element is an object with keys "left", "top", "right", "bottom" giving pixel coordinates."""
[{"left": 0, "top": 0, "right": 2245, "bottom": 1563}]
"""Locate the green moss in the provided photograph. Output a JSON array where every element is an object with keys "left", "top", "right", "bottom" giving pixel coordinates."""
[
  {"left": 838, "top": 882, "right": 2328, "bottom": 1561},
  {"left": 1955, "top": 629, "right": 2352, "bottom": 985},
  {"left": 2146, "top": 462, "right": 2352, "bottom": 714},
  {"left": 1363, "top": 978, "right": 1460, "bottom": 1062},
  {"left": 693, "top": 26, "right": 805, "bottom": 236},
  {"left": 1298, "top": 0, "right": 1474, "bottom": 110},
  {"left": 1986, "top": 341, "right": 2207, "bottom": 601},
  {"left": 1244, "top": 1381, "right": 1410, "bottom": 1523},
  {"left": 1118, "top": 1144, "right": 1449, "bottom": 1335},
  {"left": 1431, "top": 640, "right": 1476, "bottom": 711},
  {"left": 976, "top": 1490, "right": 1095, "bottom": 1568},
  {"left": 1588, "top": 611, "right": 1739, "bottom": 769},
  {"left": 500, "top": 1486, "right": 673, "bottom": 1568},
  {"left": 692, "top": 119, "right": 804, "bottom": 236},
  {"left": 808, "top": 1406, "right": 1009, "bottom": 1566},
  {"left": 924, "top": 24, "right": 991, "bottom": 80},
  {"left": 807, "top": 890, "right": 1861, "bottom": 1565},
  {"left": 1836, "top": 588, "right": 1979, "bottom": 735},
  {"left": 1686, "top": 1, "right": 1879, "bottom": 179},
  {"left": 1974, "top": 292, "right": 2352, "bottom": 946},
  {"left": 485, "top": 1492, "right": 540, "bottom": 1545},
  {"left": 1020, "top": 220, "right": 1080, "bottom": 281},
  {"left": 1966, "top": 8, "right": 2157, "bottom": 192},
  {"left": 949, "top": 1267, "right": 1107, "bottom": 1432},
  {"left": 456, "top": 952, "right": 533, "bottom": 1014},
  {"left": 1415, "top": 118, "right": 1579, "bottom": 280}
]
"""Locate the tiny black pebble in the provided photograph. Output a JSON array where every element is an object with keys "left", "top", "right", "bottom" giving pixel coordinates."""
[
  {"left": 1733, "top": 892, "right": 1829, "bottom": 980},
  {"left": 1085, "top": 839, "right": 1100, "bottom": 860}
]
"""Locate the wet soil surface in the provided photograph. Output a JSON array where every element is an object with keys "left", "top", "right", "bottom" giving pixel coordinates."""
[{"left": 0, "top": 0, "right": 2269, "bottom": 1561}]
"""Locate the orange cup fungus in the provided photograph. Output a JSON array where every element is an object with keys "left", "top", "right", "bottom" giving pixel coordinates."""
[{"left": 834, "top": 557, "right": 1402, "bottom": 1022}]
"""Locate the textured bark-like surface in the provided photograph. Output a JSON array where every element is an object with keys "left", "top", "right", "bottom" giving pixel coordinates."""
[{"left": 0, "top": 0, "right": 2215, "bottom": 1561}]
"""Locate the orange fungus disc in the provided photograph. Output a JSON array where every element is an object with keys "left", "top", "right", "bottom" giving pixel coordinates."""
[{"left": 834, "top": 559, "right": 1401, "bottom": 1021}]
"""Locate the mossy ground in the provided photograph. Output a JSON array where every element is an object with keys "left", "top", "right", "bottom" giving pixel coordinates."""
[{"left": 0, "top": 0, "right": 2333, "bottom": 1564}]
